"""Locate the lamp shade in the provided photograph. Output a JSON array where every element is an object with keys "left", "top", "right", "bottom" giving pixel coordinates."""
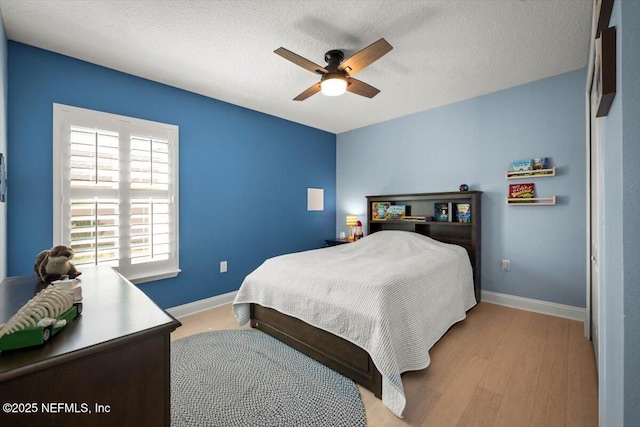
[
  {"left": 321, "top": 76, "right": 347, "bottom": 96},
  {"left": 346, "top": 215, "right": 358, "bottom": 227}
]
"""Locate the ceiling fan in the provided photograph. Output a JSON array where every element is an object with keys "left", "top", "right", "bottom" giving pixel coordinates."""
[{"left": 274, "top": 38, "right": 393, "bottom": 101}]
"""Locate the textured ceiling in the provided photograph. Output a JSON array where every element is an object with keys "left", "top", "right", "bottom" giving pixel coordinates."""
[{"left": 0, "top": 0, "right": 592, "bottom": 134}]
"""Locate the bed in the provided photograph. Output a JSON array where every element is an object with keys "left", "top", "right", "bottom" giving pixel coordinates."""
[{"left": 233, "top": 192, "right": 481, "bottom": 417}]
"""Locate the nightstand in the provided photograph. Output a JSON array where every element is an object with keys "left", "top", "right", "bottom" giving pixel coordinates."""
[{"left": 325, "top": 238, "right": 352, "bottom": 246}]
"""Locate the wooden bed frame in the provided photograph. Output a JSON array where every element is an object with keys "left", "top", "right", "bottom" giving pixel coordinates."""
[{"left": 250, "top": 191, "right": 481, "bottom": 399}]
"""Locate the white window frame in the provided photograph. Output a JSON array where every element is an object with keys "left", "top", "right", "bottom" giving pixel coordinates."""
[{"left": 53, "top": 103, "right": 180, "bottom": 284}]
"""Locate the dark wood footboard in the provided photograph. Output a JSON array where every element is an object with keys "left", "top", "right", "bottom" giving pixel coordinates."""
[{"left": 250, "top": 303, "right": 383, "bottom": 398}]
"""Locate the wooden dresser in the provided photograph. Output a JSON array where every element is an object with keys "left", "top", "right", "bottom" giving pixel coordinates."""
[{"left": 0, "top": 265, "right": 181, "bottom": 426}]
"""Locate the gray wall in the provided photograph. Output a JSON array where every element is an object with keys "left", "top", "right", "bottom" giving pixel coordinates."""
[
  {"left": 621, "top": 0, "right": 640, "bottom": 421},
  {"left": 337, "top": 69, "right": 586, "bottom": 308},
  {"left": 599, "top": 0, "right": 640, "bottom": 424},
  {"left": 620, "top": 0, "right": 640, "bottom": 426}
]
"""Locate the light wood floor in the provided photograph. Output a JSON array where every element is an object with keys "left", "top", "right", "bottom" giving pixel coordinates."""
[{"left": 171, "top": 302, "right": 598, "bottom": 427}]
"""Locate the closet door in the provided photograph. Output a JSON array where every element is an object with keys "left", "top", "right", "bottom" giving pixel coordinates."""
[{"left": 588, "top": 54, "right": 602, "bottom": 364}]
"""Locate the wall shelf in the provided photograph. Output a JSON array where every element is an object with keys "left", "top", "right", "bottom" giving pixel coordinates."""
[
  {"left": 372, "top": 220, "right": 472, "bottom": 227},
  {"left": 506, "top": 165, "right": 557, "bottom": 205},
  {"left": 506, "top": 167, "right": 556, "bottom": 179},
  {"left": 506, "top": 196, "right": 556, "bottom": 206}
]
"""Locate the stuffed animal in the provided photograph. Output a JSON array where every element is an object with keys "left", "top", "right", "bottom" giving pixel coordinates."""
[{"left": 34, "top": 245, "right": 82, "bottom": 283}]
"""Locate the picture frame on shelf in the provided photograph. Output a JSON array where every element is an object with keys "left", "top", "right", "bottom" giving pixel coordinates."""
[
  {"left": 371, "top": 202, "right": 391, "bottom": 221},
  {"left": 595, "top": 26, "right": 616, "bottom": 118},
  {"left": 434, "top": 202, "right": 452, "bottom": 222},
  {"left": 455, "top": 203, "right": 471, "bottom": 223},
  {"left": 386, "top": 205, "right": 406, "bottom": 221}
]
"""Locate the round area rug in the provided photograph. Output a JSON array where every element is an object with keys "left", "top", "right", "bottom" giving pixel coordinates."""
[{"left": 171, "top": 330, "right": 366, "bottom": 427}]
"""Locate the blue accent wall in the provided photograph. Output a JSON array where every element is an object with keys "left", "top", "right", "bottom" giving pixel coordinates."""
[
  {"left": 337, "top": 69, "right": 586, "bottom": 308},
  {"left": 7, "top": 42, "right": 336, "bottom": 309}
]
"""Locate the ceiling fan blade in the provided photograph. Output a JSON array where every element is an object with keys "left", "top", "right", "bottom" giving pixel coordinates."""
[
  {"left": 346, "top": 78, "right": 380, "bottom": 98},
  {"left": 293, "top": 83, "right": 322, "bottom": 101},
  {"left": 339, "top": 38, "right": 393, "bottom": 76},
  {"left": 275, "top": 47, "right": 328, "bottom": 75}
]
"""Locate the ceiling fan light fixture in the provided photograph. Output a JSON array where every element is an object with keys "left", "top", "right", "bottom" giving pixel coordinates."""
[
  {"left": 276, "top": 38, "right": 392, "bottom": 101},
  {"left": 320, "top": 75, "right": 347, "bottom": 96}
]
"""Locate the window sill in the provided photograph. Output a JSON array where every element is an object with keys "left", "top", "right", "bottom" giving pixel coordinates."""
[{"left": 115, "top": 268, "right": 181, "bottom": 285}]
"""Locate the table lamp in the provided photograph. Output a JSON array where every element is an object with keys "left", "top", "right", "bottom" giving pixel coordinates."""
[{"left": 346, "top": 215, "right": 358, "bottom": 240}]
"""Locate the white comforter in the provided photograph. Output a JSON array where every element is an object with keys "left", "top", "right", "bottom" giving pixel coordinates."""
[{"left": 232, "top": 230, "right": 476, "bottom": 417}]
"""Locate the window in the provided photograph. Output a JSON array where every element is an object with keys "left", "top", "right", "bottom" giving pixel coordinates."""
[{"left": 53, "top": 104, "right": 179, "bottom": 283}]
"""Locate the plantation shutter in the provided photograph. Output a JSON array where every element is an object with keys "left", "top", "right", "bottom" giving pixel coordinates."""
[
  {"left": 54, "top": 104, "right": 180, "bottom": 284},
  {"left": 69, "top": 126, "right": 121, "bottom": 266},
  {"left": 129, "top": 136, "right": 172, "bottom": 265}
]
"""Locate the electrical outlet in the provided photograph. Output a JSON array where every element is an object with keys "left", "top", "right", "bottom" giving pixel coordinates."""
[
  {"left": 220, "top": 261, "right": 227, "bottom": 273},
  {"left": 501, "top": 259, "right": 510, "bottom": 271}
]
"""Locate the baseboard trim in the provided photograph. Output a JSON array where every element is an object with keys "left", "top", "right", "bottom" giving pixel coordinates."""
[
  {"left": 167, "top": 289, "right": 585, "bottom": 322},
  {"left": 167, "top": 291, "right": 237, "bottom": 319},
  {"left": 481, "top": 290, "right": 586, "bottom": 322}
]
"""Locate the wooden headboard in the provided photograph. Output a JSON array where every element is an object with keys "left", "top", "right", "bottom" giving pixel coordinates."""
[{"left": 366, "top": 191, "right": 482, "bottom": 302}]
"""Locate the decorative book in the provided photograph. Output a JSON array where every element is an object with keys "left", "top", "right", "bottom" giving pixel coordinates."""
[
  {"left": 532, "top": 157, "right": 552, "bottom": 175},
  {"left": 508, "top": 183, "right": 535, "bottom": 201},
  {"left": 533, "top": 157, "right": 549, "bottom": 170},
  {"left": 434, "top": 202, "right": 451, "bottom": 222},
  {"left": 386, "top": 205, "right": 406, "bottom": 221},
  {"left": 455, "top": 203, "right": 471, "bottom": 223},
  {"left": 510, "top": 159, "right": 533, "bottom": 172},
  {"left": 402, "top": 216, "right": 426, "bottom": 222},
  {"left": 372, "top": 202, "right": 391, "bottom": 221}
]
